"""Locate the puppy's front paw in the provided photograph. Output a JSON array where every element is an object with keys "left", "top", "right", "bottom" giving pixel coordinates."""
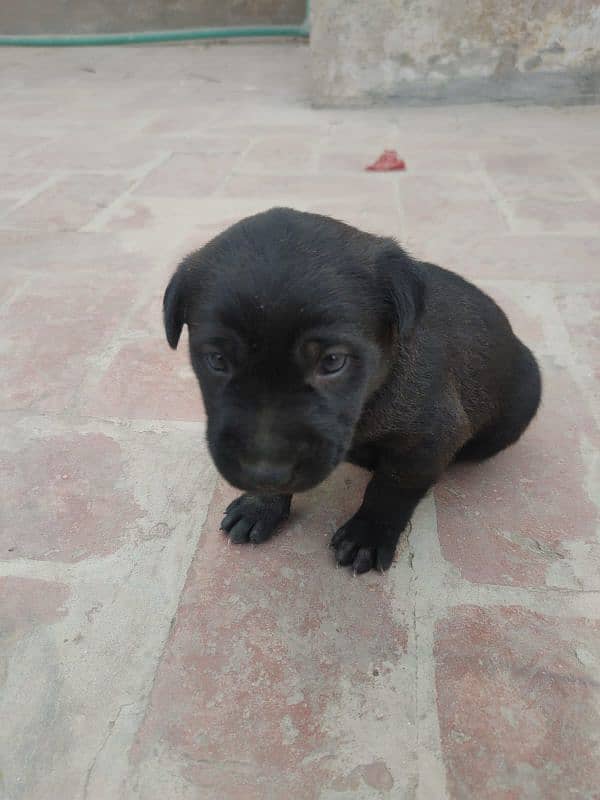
[
  {"left": 331, "top": 516, "right": 398, "bottom": 574},
  {"left": 220, "top": 494, "right": 291, "bottom": 544}
]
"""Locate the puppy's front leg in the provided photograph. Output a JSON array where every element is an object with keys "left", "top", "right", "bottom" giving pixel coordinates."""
[
  {"left": 220, "top": 493, "right": 291, "bottom": 544},
  {"left": 331, "top": 473, "right": 430, "bottom": 574}
]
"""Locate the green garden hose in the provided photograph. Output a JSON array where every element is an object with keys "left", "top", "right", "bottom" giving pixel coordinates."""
[{"left": 0, "top": 2, "right": 310, "bottom": 46}]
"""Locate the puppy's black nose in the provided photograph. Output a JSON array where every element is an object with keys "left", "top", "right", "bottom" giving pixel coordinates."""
[{"left": 239, "top": 459, "right": 294, "bottom": 490}]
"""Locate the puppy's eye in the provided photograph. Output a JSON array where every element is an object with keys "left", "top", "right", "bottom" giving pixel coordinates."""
[
  {"left": 205, "top": 352, "right": 229, "bottom": 373},
  {"left": 318, "top": 353, "right": 348, "bottom": 375}
]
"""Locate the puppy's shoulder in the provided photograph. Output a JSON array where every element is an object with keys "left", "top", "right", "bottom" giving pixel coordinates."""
[{"left": 418, "top": 261, "right": 510, "bottom": 328}]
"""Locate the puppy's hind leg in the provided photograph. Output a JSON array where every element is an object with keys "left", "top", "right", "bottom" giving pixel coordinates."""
[
  {"left": 221, "top": 493, "right": 292, "bottom": 544},
  {"left": 455, "top": 344, "right": 541, "bottom": 463},
  {"left": 331, "top": 473, "right": 431, "bottom": 574}
]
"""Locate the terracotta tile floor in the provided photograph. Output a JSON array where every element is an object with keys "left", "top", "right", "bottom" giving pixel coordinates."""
[{"left": 1, "top": 42, "right": 599, "bottom": 800}]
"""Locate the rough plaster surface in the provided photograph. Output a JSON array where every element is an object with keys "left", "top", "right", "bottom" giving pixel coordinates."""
[
  {"left": 0, "top": 0, "right": 306, "bottom": 36},
  {"left": 311, "top": 0, "right": 600, "bottom": 105}
]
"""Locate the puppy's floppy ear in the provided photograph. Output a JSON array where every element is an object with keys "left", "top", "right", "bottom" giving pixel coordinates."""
[
  {"left": 376, "top": 243, "right": 425, "bottom": 337},
  {"left": 163, "top": 268, "right": 186, "bottom": 349}
]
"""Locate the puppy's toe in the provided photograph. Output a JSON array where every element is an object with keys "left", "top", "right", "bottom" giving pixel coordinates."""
[
  {"left": 330, "top": 525, "right": 348, "bottom": 549},
  {"left": 332, "top": 518, "right": 369, "bottom": 567},
  {"left": 220, "top": 493, "right": 291, "bottom": 546},
  {"left": 229, "top": 518, "right": 253, "bottom": 544},
  {"left": 331, "top": 516, "right": 397, "bottom": 574},
  {"left": 223, "top": 495, "right": 244, "bottom": 517},
  {"left": 353, "top": 547, "right": 374, "bottom": 574},
  {"left": 335, "top": 537, "right": 360, "bottom": 566},
  {"left": 375, "top": 543, "right": 396, "bottom": 572},
  {"left": 248, "top": 520, "right": 274, "bottom": 544},
  {"left": 220, "top": 509, "right": 242, "bottom": 532}
]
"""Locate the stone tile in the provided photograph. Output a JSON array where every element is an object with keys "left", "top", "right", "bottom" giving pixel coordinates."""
[
  {"left": 0, "top": 274, "right": 19, "bottom": 305},
  {"left": 0, "top": 134, "right": 50, "bottom": 159},
  {"left": 0, "top": 229, "right": 148, "bottom": 274},
  {"left": 98, "top": 196, "right": 223, "bottom": 239},
  {"left": 304, "top": 198, "right": 402, "bottom": 238},
  {"left": 0, "top": 578, "right": 72, "bottom": 800},
  {"left": 435, "top": 606, "right": 600, "bottom": 800},
  {"left": 132, "top": 153, "right": 234, "bottom": 197},
  {"left": 148, "top": 133, "right": 252, "bottom": 158},
  {"left": 318, "top": 121, "right": 402, "bottom": 148},
  {"left": 562, "top": 147, "right": 600, "bottom": 172},
  {"left": 143, "top": 112, "right": 227, "bottom": 135},
  {"left": 237, "top": 134, "right": 318, "bottom": 174},
  {"left": 554, "top": 286, "right": 600, "bottom": 409},
  {"left": 0, "top": 414, "right": 211, "bottom": 562},
  {"left": 0, "top": 105, "right": 65, "bottom": 133},
  {"left": 555, "top": 286, "right": 600, "bottom": 362},
  {"left": 120, "top": 285, "right": 168, "bottom": 338},
  {"left": 482, "top": 152, "right": 576, "bottom": 184},
  {"left": 512, "top": 108, "right": 600, "bottom": 148},
  {"left": 212, "top": 122, "right": 332, "bottom": 140},
  {"left": 0, "top": 196, "right": 19, "bottom": 216},
  {"left": 222, "top": 172, "right": 398, "bottom": 203},
  {"left": 80, "top": 336, "right": 204, "bottom": 422},
  {"left": 411, "top": 234, "right": 600, "bottom": 283},
  {"left": 1, "top": 174, "right": 132, "bottom": 232},
  {"left": 507, "top": 196, "right": 600, "bottom": 234},
  {"left": 586, "top": 171, "right": 600, "bottom": 194},
  {"left": 128, "top": 466, "right": 415, "bottom": 798},
  {"left": 0, "top": 173, "right": 50, "bottom": 195},
  {"left": 1, "top": 424, "right": 142, "bottom": 562},
  {"left": 400, "top": 174, "right": 508, "bottom": 239},
  {"left": 477, "top": 283, "right": 546, "bottom": 348},
  {"left": 0, "top": 576, "right": 70, "bottom": 636},
  {"left": 0, "top": 272, "right": 136, "bottom": 412},
  {"left": 20, "top": 136, "right": 167, "bottom": 172},
  {"left": 483, "top": 152, "right": 600, "bottom": 233},
  {"left": 98, "top": 195, "right": 275, "bottom": 249},
  {"left": 0, "top": 418, "right": 216, "bottom": 800},
  {"left": 436, "top": 358, "right": 600, "bottom": 589}
]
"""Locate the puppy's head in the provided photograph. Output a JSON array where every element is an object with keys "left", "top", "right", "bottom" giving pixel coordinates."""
[{"left": 164, "top": 208, "right": 424, "bottom": 494}]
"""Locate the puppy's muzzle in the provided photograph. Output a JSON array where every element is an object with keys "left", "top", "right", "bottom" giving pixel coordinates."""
[{"left": 237, "top": 457, "right": 295, "bottom": 492}]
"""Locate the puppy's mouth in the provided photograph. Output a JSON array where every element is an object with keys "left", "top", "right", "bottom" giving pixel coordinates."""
[
  {"left": 232, "top": 468, "right": 330, "bottom": 496},
  {"left": 219, "top": 446, "right": 346, "bottom": 496}
]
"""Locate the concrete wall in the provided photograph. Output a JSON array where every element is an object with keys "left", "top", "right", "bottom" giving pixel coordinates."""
[
  {"left": 0, "top": 1, "right": 306, "bottom": 35},
  {"left": 311, "top": 0, "right": 600, "bottom": 105}
]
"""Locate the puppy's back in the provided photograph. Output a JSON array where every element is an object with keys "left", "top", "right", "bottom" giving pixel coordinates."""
[{"left": 414, "top": 262, "right": 534, "bottom": 430}]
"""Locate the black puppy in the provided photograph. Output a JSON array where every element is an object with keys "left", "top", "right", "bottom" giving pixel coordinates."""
[{"left": 164, "top": 208, "right": 541, "bottom": 574}]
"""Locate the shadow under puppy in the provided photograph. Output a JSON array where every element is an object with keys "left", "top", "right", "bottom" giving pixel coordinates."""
[{"left": 164, "top": 208, "right": 541, "bottom": 575}]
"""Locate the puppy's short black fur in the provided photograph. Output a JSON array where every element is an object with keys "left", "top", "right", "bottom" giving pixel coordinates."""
[{"left": 164, "top": 208, "right": 541, "bottom": 574}]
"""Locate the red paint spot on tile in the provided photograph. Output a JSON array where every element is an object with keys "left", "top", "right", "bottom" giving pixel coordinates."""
[
  {"left": 365, "top": 150, "right": 406, "bottom": 171},
  {"left": 435, "top": 606, "right": 600, "bottom": 799},
  {"left": 1, "top": 432, "right": 142, "bottom": 561}
]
